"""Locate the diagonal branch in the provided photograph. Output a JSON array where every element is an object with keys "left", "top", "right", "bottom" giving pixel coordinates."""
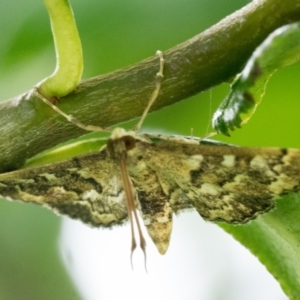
[{"left": 1, "top": 0, "right": 300, "bottom": 172}]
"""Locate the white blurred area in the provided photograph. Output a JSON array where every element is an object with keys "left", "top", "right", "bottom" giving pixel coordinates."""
[{"left": 59, "top": 212, "right": 287, "bottom": 300}]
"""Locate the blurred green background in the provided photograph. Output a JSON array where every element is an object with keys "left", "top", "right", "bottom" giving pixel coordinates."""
[{"left": 0, "top": 0, "right": 299, "bottom": 299}]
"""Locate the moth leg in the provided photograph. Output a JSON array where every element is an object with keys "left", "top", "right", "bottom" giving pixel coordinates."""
[
  {"left": 202, "top": 131, "right": 217, "bottom": 140},
  {"left": 133, "top": 50, "right": 164, "bottom": 132},
  {"left": 34, "top": 87, "right": 111, "bottom": 133},
  {"left": 190, "top": 126, "right": 217, "bottom": 142},
  {"left": 35, "top": 50, "right": 164, "bottom": 134}
]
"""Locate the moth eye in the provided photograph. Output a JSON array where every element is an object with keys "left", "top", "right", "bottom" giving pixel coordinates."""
[{"left": 122, "top": 136, "right": 136, "bottom": 150}]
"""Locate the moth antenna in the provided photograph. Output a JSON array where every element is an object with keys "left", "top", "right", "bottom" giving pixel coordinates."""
[
  {"left": 133, "top": 50, "right": 164, "bottom": 132},
  {"left": 130, "top": 214, "right": 137, "bottom": 271},
  {"left": 119, "top": 151, "right": 148, "bottom": 271},
  {"left": 204, "top": 88, "right": 214, "bottom": 136},
  {"left": 132, "top": 206, "right": 148, "bottom": 272},
  {"left": 129, "top": 216, "right": 148, "bottom": 272},
  {"left": 34, "top": 88, "right": 111, "bottom": 133}
]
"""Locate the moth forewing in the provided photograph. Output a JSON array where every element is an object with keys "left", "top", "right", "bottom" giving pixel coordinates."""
[
  {"left": 0, "top": 150, "right": 130, "bottom": 227},
  {"left": 126, "top": 139, "right": 300, "bottom": 225}
]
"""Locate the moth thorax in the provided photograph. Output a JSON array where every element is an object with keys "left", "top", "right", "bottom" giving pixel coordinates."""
[{"left": 107, "top": 135, "right": 136, "bottom": 159}]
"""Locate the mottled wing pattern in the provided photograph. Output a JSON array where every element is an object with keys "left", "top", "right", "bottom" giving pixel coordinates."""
[
  {"left": 0, "top": 151, "right": 128, "bottom": 227},
  {"left": 1, "top": 134, "right": 300, "bottom": 254},
  {"left": 127, "top": 136, "right": 300, "bottom": 224}
]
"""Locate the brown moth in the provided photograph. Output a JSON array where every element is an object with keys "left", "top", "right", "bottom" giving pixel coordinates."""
[{"left": 1, "top": 133, "right": 300, "bottom": 255}]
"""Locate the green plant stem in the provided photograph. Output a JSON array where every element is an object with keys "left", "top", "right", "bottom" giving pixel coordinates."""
[
  {"left": 1, "top": 0, "right": 300, "bottom": 172},
  {"left": 38, "top": 0, "right": 83, "bottom": 98}
]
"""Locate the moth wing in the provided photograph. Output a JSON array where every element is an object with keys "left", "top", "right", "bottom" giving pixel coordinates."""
[
  {"left": 0, "top": 151, "right": 128, "bottom": 227},
  {"left": 130, "top": 139, "right": 300, "bottom": 224}
]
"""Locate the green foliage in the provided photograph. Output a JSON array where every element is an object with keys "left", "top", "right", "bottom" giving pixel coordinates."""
[
  {"left": 212, "top": 23, "right": 300, "bottom": 299},
  {"left": 221, "top": 192, "right": 300, "bottom": 299},
  {"left": 213, "top": 23, "right": 300, "bottom": 136},
  {"left": 24, "top": 137, "right": 108, "bottom": 168}
]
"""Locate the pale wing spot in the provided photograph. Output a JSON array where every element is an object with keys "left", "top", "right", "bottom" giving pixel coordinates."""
[
  {"left": 268, "top": 180, "right": 285, "bottom": 194},
  {"left": 269, "top": 174, "right": 298, "bottom": 194},
  {"left": 130, "top": 159, "right": 147, "bottom": 174},
  {"left": 186, "top": 155, "right": 203, "bottom": 169},
  {"left": 186, "top": 189, "right": 199, "bottom": 200},
  {"left": 16, "top": 178, "right": 35, "bottom": 184},
  {"left": 209, "top": 209, "right": 230, "bottom": 220},
  {"left": 200, "top": 183, "right": 220, "bottom": 195},
  {"left": 282, "top": 150, "right": 296, "bottom": 163},
  {"left": 163, "top": 135, "right": 199, "bottom": 145},
  {"left": 108, "top": 190, "right": 125, "bottom": 205},
  {"left": 52, "top": 186, "right": 66, "bottom": 192},
  {"left": 221, "top": 155, "right": 235, "bottom": 168},
  {"left": 223, "top": 179, "right": 244, "bottom": 192},
  {"left": 50, "top": 186, "right": 78, "bottom": 200},
  {"left": 157, "top": 216, "right": 170, "bottom": 223},
  {"left": 222, "top": 194, "right": 235, "bottom": 202},
  {"left": 94, "top": 214, "right": 120, "bottom": 224},
  {"left": 233, "top": 174, "right": 249, "bottom": 183},
  {"left": 250, "top": 156, "right": 268, "bottom": 169},
  {"left": 66, "top": 168, "right": 78, "bottom": 172},
  {"left": 273, "top": 164, "right": 283, "bottom": 173},
  {"left": 249, "top": 156, "right": 276, "bottom": 177},
  {"left": 169, "top": 188, "right": 191, "bottom": 206},
  {"left": 106, "top": 175, "right": 122, "bottom": 194},
  {"left": 190, "top": 154, "right": 204, "bottom": 162},
  {"left": 84, "top": 203, "right": 120, "bottom": 225},
  {"left": 82, "top": 189, "right": 99, "bottom": 201},
  {"left": 18, "top": 190, "right": 44, "bottom": 204},
  {"left": 265, "top": 170, "right": 277, "bottom": 177},
  {"left": 76, "top": 168, "right": 91, "bottom": 178},
  {"left": 39, "top": 173, "right": 57, "bottom": 181}
]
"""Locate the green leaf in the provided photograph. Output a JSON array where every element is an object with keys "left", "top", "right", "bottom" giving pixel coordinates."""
[
  {"left": 220, "top": 192, "right": 300, "bottom": 299},
  {"left": 213, "top": 23, "right": 300, "bottom": 136},
  {"left": 23, "top": 136, "right": 108, "bottom": 168}
]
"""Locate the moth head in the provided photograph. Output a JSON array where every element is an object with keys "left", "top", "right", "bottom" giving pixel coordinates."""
[{"left": 107, "top": 128, "right": 137, "bottom": 157}]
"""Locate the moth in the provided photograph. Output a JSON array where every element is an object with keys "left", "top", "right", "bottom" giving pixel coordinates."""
[{"left": 1, "top": 51, "right": 300, "bottom": 257}]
